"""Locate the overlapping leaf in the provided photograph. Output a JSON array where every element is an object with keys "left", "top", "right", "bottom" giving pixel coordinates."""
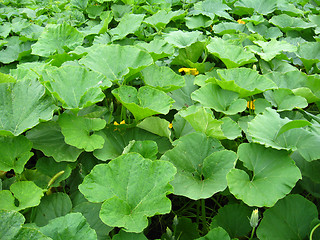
[
  {"left": 79, "top": 153, "right": 176, "bottom": 232},
  {"left": 227, "top": 143, "right": 301, "bottom": 207},
  {"left": 0, "top": 78, "right": 57, "bottom": 136}
]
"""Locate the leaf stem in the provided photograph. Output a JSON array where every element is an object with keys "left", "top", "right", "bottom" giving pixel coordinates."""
[
  {"left": 201, "top": 199, "right": 208, "bottom": 234},
  {"left": 310, "top": 223, "right": 320, "bottom": 240},
  {"left": 249, "top": 226, "right": 255, "bottom": 240}
]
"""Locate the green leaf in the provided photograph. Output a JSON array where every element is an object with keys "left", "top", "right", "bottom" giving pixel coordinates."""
[
  {"left": 179, "top": 106, "right": 224, "bottom": 139},
  {"left": 136, "top": 38, "right": 174, "bottom": 61},
  {"left": 263, "top": 88, "right": 308, "bottom": 111},
  {"left": 296, "top": 42, "right": 320, "bottom": 72},
  {"left": 79, "top": 45, "right": 153, "bottom": 83},
  {"left": 196, "top": 227, "right": 231, "bottom": 240},
  {"left": 246, "top": 22, "right": 283, "bottom": 40},
  {"left": 0, "top": 79, "right": 57, "bottom": 136},
  {"left": 144, "top": 10, "right": 185, "bottom": 30},
  {"left": 191, "top": 83, "right": 247, "bottom": 115},
  {"left": 192, "top": 0, "right": 232, "bottom": 20},
  {"left": 112, "top": 230, "right": 147, "bottom": 240},
  {"left": 109, "top": 13, "right": 145, "bottom": 41},
  {"left": 276, "top": 120, "right": 312, "bottom": 137},
  {"left": 0, "top": 136, "right": 33, "bottom": 174},
  {"left": 251, "top": 39, "right": 297, "bottom": 61},
  {"left": 227, "top": 143, "right": 301, "bottom": 207},
  {"left": 215, "top": 68, "right": 277, "bottom": 98},
  {"left": 141, "top": 64, "right": 185, "bottom": 92},
  {"left": 234, "top": 0, "right": 278, "bottom": 15},
  {"left": 137, "top": 117, "right": 171, "bottom": 139},
  {"left": 168, "top": 75, "right": 198, "bottom": 110},
  {"left": 185, "top": 15, "right": 213, "bottom": 30},
  {"left": 93, "top": 125, "right": 171, "bottom": 161},
  {"left": 221, "top": 117, "right": 242, "bottom": 140},
  {"left": 207, "top": 38, "right": 257, "bottom": 68},
  {"left": 0, "top": 72, "right": 16, "bottom": 83},
  {"left": 164, "top": 30, "right": 203, "bottom": 48},
  {"left": 211, "top": 22, "right": 246, "bottom": 35},
  {"left": 41, "top": 66, "right": 111, "bottom": 110},
  {"left": 73, "top": 202, "right": 112, "bottom": 240},
  {"left": 269, "top": 14, "right": 316, "bottom": 32},
  {"left": 122, "top": 140, "right": 158, "bottom": 160},
  {"left": 79, "top": 153, "right": 176, "bottom": 232},
  {"left": 32, "top": 22, "right": 84, "bottom": 57},
  {"left": 39, "top": 213, "right": 97, "bottom": 240},
  {"left": 171, "top": 41, "right": 206, "bottom": 67},
  {"left": 58, "top": 113, "right": 106, "bottom": 152},
  {"left": 0, "top": 210, "right": 50, "bottom": 240},
  {"left": 36, "top": 157, "right": 73, "bottom": 187},
  {"left": 112, "top": 85, "right": 174, "bottom": 121},
  {"left": 32, "top": 193, "right": 72, "bottom": 227},
  {"left": 257, "top": 195, "right": 318, "bottom": 240},
  {"left": 160, "top": 132, "right": 227, "bottom": 200},
  {"left": 0, "top": 181, "right": 44, "bottom": 211},
  {"left": 0, "top": 36, "right": 32, "bottom": 64},
  {"left": 26, "top": 121, "right": 83, "bottom": 163},
  {"left": 265, "top": 70, "right": 320, "bottom": 103},
  {"left": 210, "top": 204, "right": 252, "bottom": 238}
]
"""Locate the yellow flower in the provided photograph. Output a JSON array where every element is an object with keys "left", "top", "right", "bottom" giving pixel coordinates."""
[
  {"left": 247, "top": 100, "right": 256, "bottom": 110},
  {"left": 237, "top": 19, "right": 246, "bottom": 24},
  {"left": 169, "top": 123, "right": 173, "bottom": 129},
  {"left": 178, "top": 68, "right": 199, "bottom": 76},
  {"left": 114, "top": 120, "right": 125, "bottom": 125}
]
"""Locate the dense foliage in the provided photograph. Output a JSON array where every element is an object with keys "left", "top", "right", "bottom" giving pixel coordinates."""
[{"left": 0, "top": 0, "right": 320, "bottom": 239}]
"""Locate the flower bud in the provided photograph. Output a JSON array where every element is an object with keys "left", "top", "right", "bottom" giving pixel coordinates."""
[{"left": 250, "top": 209, "right": 259, "bottom": 228}]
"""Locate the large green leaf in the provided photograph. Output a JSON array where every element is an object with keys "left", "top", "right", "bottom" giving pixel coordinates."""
[
  {"left": 269, "top": 14, "right": 316, "bottom": 32},
  {"left": 79, "top": 44, "right": 153, "bottom": 83},
  {"left": 39, "top": 213, "right": 97, "bottom": 240},
  {"left": 227, "top": 143, "right": 301, "bottom": 207},
  {"left": 247, "top": 108, "right": 320, "bottom": 161},
  {"left": 214, "top": 68, "right": 277, "bottom": 97},
  {"left": 0, "top": 210, "right": 51, "bottom": 240},
  {"left": 207, "top": 38, "right": 257, "bottom": 68},
  {"left": 210, "top": 204, "right": 252, "bottom": 238},
  {"left": 26, "top": 121, "right": 83, "bottom": 162},
  {"left": 79, "top": 153, "right": 176, "bottom": 232},
  {"left": 136, "top": 38, "right": 174, "bottom": 61},
  {"left": 160, "top": 132, "right": 227, "bottom": 200},
  {"left": 0, "top": 135, "right": 33, "bottom": 174},
  {"left": 41, "top": 66, "right": 111, "bottom": 110},
  {"left": 257, "top": 195, "right": 318, "bottom": 240},
  {"left": 0, "top": 36, "right": 32, "bottom": 64},
  {"left": 192, "top": 0, "right": 232, "bottom": 20},
  {"left": 0, "top": 79, "right": 57, "bottom": 136},
  {"left": 233, "top": 0, "right": 278, "bottom": 15},
  {"left": 58, "top": 113, "right": 106, "bottom": 152},
  {"left": 141, "top": 64, "right": 185, "bottom": 92},
  {"left": 109, "top": 13, "right": 144, "bottom": 41},
  {"left": 191, "top": 83, "right": 247, "bottom": 115},
  {"left": 250, "top": 39, "right": 297, "bottom": 61},
  {"left": 32, "top": 193, "right": 72, "bottom": 227},
  {"left": 179, "top": 106, "right": 224, "bottom": 139},
  {"left": 265, "top": 70, "right": 320, "bottom": 103},
  {"left": 93, "top": 126, "right": 171, "bottom": 161},
  {"left": 164, "top": 30, "right": 203, "bottom": 48},
  {"left": 263, "top": 88, "right": 308, "bottom": 111},
  {"left": 32, "top": 22, "right": 84, "bottom": 57},
  {"left": 144, "top": 9, "right": 185, "bottom": 30},
  {"left": 296, "top": 42, "right": 320, "bottom": 72},
  {"left": 136, "top": 117, "right": 171, "bottom": 139},
  {"left": 112, "top": 85, "right": 174, "bottom": 121},
  {"left": 0, "top": 181, "right": 44, "bottom": 211}
]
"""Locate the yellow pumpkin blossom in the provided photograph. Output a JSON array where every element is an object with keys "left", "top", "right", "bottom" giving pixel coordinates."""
[
  {"left": 178, "top": 68, "right": 199, "bottom": 76},
  {"left": 237, "top": 19, "right": 246, "bottom": 24},
  {"left": 169, "top": 123, "right": 173, "bottom": 129},
  {"left": 247, "top": 100, "right": 256, "bottom": 110},
  {"left": 114, "top": 120, "right": 126, "bottom": 125}
]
